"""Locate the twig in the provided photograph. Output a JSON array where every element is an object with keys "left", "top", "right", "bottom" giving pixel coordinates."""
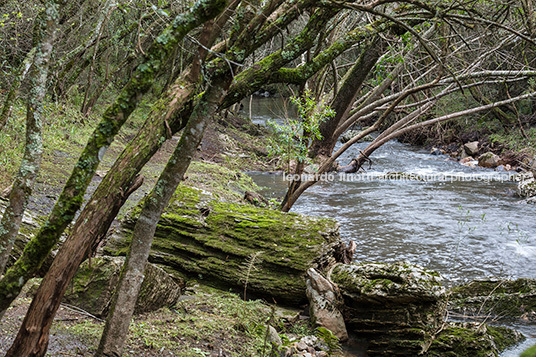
[{"left": 59, "top": 303, "right": 104, "bottom": 322}]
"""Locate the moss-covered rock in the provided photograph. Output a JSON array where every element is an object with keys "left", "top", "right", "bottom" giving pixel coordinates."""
[
  {"left": 449, "top": 278, "right": 536, "bottom": 320},
  {"left": 330, "top": 262, "right": 446, "bottom": 356},
  {"left": 521, "top": 343, "right": 536, "bottom": 357},
  {"left": 425, "top": 323, "right": 525, "bottom": 357},
  {"left": 0, "top": 197, "right": 53, "bottom": 276},
  {"left": 64, "top": 256, "right": 182, "bottom": 317},
  {"left": 104, "top": 184, "right": 341, "bottom": 306}
]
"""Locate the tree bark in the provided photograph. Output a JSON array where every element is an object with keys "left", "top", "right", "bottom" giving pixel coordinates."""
[
  {"left": 0, "top": 48, "right": 36, "bottom": 132},
  {"left": 96, "top": 78, "right": 225, "bottom": 357},
  {"left": 0, "top": 0, "right": 227, "bottom": 320},
  {"left": 0, "top": 3, "right": 59, "bottom": 275},
  {"left": 309, "top": 37, "right": 384, "bottom": 158}
]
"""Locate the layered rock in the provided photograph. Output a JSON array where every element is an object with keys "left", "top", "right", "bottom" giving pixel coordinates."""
[
  {"left": 426, "top": 323, "right": 524, "bottom": 357},
  {"left": 104, "top": 185, "right": 342, "bottom": 306},
  {"left": 449, "top": 278, "right": 536, "bottom": 321},
  {"left": 330, "top": 262, "right": 446, "bottom": 356},
  {"left": 64, "top": 256, "right": 182, "bottom": 316},
  {"left": 330, "top": 262, "right": 525, "bottom": 356}
]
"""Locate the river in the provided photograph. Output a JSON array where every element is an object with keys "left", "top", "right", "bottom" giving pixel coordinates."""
[{"left": 243, "top": 96, "right": 536, "bottom": 356}]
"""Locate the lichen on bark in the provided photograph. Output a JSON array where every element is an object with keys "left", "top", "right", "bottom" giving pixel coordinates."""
[{"left": 0, "top": 0, "right": 228, "bottom": 318}]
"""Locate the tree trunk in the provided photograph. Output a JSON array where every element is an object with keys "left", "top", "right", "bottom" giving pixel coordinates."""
[
  {"left": 0, "top": 2, "right": 59, "bottom": 276},
  {"left": 309, "top": 38, "right": 384, "bottom": 158},
  {"left": 0, "top": 0, "right": 227, "bottom": 320},
  {"left": 0, "top": 48, "right": 36, "bottom": 132},
  {"left": 97, "top": 78, "right": 225, "bottom": 357}
]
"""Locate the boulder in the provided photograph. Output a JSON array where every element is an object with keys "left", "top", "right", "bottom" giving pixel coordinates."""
[
  {"left": 330, "top": 263, "right": 523, "bottom": 356},
  {"left": 104, "top": 185, "right": 342, "bottom": 306},
  {"left": 518, "top": 176, "right": 536, "bottom": 198},
  {"left": 330, "top": 262, "right": 446, "bottom": 356},
  {"left": 425, "top": 323, "right": 525, "bottom": 357},
  {"left": 64, "top": 256, "right": 182, "bottom": 317},
  {"left": 340, "top": 130, "right": 374, "bottom": 144},
  {"left": 449, "top": 278, "right": 536, "bottom": 321},
  {"left": 478, "top": 152, "right": 501, "bottom": 168},
  {"left": 305, "top": 268, "right": 348, "bottom": 341},
  {"left": 463, "top": 141, "right": 479, "bottom": 156}
]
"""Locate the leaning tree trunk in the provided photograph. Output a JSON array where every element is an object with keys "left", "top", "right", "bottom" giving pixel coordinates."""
[
  {"left": 0, "top": 0, "right": 227, "bottom": 322},
  {"left": 0, "top": 3, "right": 59, "bottom": 276},
  {"left": 97, "top": 78, "right": 225, "bottom": 357},
  {"left": 0, "top": 48, "right": 36, "bottom": 132},
  {"left": 308, "top": 37, "right": 384, "bottom": 158},
  {"left": 4, "top": 3, "right": 343, "bottom": 352},
  {"left": 3, "top": 2, "right": 228, "bottom": 356}
]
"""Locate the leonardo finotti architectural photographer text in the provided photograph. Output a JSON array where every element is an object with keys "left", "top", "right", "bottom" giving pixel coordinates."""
[{"left": 282, "top": 172, "right": 515, "bottom": 183}]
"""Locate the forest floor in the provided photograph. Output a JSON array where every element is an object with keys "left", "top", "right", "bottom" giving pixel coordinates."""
[
  {"left": 0, "top": 284, "right": 312, "bottom": 356},
  {"left": 0, "top": 97, "right": 315, "bottom": 356}
]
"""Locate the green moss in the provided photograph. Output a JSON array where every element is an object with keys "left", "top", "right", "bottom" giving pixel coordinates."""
[
  {"left": 487, "top": 325, "right": 526, "bottom": 351},
  {"left": 521, "top": 344, "right": 536, "bottom": 357},
  {"left": 449, "top": 279, "right": 536, "bottom": 318},
  {"left": 106, "top": 183, "right": 339, "bottom": 305},
  {"left": 426, "top": 324, "right": 524, "bottom": 357}
]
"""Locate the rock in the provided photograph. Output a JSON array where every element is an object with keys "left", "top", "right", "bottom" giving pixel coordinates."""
[
  {"left": 296, "top": 340, "right": 308, "bottom": 351},
  {"left": 478, "top": 152, "right": 501, "bottom": 168},
  {"left": 331, "top": 262, "right": 446, "bottom": 356},
  {"left": 105, "top": 185, "right": 342, "bottom": 306},
  {"left": 430, "top": 147, "right": 444, "bottom": 156},
  {"left": 518, "top": 176, "right": 536, "bottom": 198},
  {"left": 280, "top": 335, "right": 334, "bottom": 357},
  {"left": 268, "top": 325, "right": 282, "bottom": 348},
  {"left": 463, "top": 141, "right": 479, "bottom": 156},
  {"left": 425, "top": 323, "right": 525, "bottom": 357},
  {"left": 64, "top": 256, "right": 182, "bottom": 317},
  {"left": 449, "top": 278, "right": 536, "bottom": 320},
  {"left": 340, "top": 130, "right": 374, "bottom": 144},
  {"left": 0, "top": 198, "right": 54, "bottom": 277},
  {"left": 459, "top": 157, "right": 478, "bottom": 168},
  {"left": 305, "top": 268, "right": 348, "bottom": 341},
  {"left": 244, "top": 191, "right": 269, "bottom": 207}
]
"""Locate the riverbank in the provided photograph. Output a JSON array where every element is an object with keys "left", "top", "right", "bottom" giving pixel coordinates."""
[{"left": 2, "top": 96, "right": 535, "bottom": 356}]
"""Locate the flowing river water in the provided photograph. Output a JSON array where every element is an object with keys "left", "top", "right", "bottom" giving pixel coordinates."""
[{"left": 243, "top": 97, "right": 536, "bottom": 356}]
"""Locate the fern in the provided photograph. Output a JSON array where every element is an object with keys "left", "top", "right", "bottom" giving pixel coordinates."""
[
  {"left": 239, "top": 251, "right": 264, "bottom": 301},
  {"left": 316, "top": 327, "right": 342, "bottom": 355}
]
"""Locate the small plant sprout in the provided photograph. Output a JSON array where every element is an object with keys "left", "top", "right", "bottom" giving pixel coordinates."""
[{"left": 267, "top": 91, "right": 334, "bottom": 172}]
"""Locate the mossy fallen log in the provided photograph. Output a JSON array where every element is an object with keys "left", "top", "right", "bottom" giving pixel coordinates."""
[{"left": 104, "top": 185, "right": 342, "bottom": 306}]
